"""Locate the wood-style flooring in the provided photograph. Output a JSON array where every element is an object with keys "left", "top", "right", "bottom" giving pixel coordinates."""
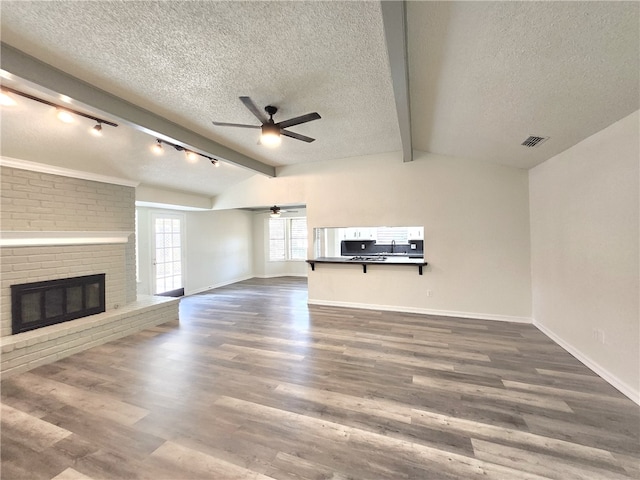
[{"left": 1, "top": 277, "right": 638, "bottom": 479}]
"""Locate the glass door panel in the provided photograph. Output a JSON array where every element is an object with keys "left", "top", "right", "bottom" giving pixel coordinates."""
[{"left": 152, "top": 213, "right": 184, "bottom": 294}]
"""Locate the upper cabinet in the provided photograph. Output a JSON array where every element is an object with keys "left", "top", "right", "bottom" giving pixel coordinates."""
[
  {"left": 407, "top": 227, "right": 424, "bottom": 240},
  {"left": 342, "top": 227, "right": 377, "bottom": 240},
  {"left": 339, "top": 226, "right": 423, "bottom": 241}
]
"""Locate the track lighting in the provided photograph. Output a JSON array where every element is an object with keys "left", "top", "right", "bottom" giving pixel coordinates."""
[
  {"left": 0, "top": 91, "right": 16, "bottom": 106},
  {"left": 0, "top": 86, "right": 117, "bottom": 134},
  {"left": 2, "top": 85, "right": 224, "bottom": 166},
  {"left": 151, "top": 138, "right": 220, "bottom": 167},
  {"left": 185, "top": 150, "right": 198, "bottom": 163},
  {"left": 90, "top": 122, "right": 103, "bottom": 136},
  {"left": 56, "top": 109, "right": 74, "bottom": 123},
  {"left": 151, "top": 139, "right": 164, "bottom": 155}
]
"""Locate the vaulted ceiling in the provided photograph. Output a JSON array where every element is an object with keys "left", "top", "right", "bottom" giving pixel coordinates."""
[{"left": 1, "top": 1, "right": 638, "bottom": 197}]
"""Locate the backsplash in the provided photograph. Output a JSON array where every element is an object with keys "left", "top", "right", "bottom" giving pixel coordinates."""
[{"left": 340, "top": 240, "right": 424, "bottom": 257}]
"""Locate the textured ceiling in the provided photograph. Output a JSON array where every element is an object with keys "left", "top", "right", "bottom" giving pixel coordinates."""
[
  {"left": 408, "top": 1, "right": 639, "bottom": 169},
  {"left": 1, "top": 1, "right": 638, "bottom": 197},
  {"left": 0, "top": 1, "right": 400, "bottom": 167}
]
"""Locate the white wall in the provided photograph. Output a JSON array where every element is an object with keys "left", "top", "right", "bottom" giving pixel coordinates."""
[
  {"left": 185, "top": 209, "right": 254, "bottom": 294},
  {"left": 252, "top": 209, "right": 308, "bottom": 278},
  {"left": 529, "top": 110, "right": 639, "bottom": 402},
  {"left": 214, "top": 150, "right": 532, "bottom": 321},
  {"left": 136, "top": 207, "right": 253, "bottom": 296}
]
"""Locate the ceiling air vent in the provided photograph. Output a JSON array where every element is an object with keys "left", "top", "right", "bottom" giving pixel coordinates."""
[{"left": 521, "top": 136, "right": 549, "bottom": 148}]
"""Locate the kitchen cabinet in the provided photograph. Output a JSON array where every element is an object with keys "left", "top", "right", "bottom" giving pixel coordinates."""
[
  {"left": 407, "top": 227, "right": 424, "bottom": 240},
  {"left": 342, "top": 227, "right": 377, "bottom": 240}
]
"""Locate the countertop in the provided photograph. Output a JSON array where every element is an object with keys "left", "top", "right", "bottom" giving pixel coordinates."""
[{"left": 308, "top": 256, "right": 428, "bottom": 265}]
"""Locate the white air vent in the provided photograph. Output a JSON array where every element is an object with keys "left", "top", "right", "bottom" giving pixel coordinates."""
[{"left": 521, "top": 136, "right": 549, "bottom": 147}]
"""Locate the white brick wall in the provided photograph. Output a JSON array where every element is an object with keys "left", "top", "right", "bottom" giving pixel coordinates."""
[
  {"left": 0, "top": 167, "right": 136, "bottom": 306},
  {"left": 0, "top": 245, "right": 126, "bottom": 336},
  {"left": 0, "top": 166, "right": 137, "bottom": 336},
  {"left": 0, "top": 165, "right": 179, "bottom": 376},
  {"left": 1, "top": 168, "right": 134, "bottom": 231}
]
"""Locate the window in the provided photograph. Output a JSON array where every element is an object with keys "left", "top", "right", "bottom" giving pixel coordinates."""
[
  {"left": 269, "top": 217, "right": 308, "bottom": 261},
  {"left": 375, "top": 227, "right": 409, "bottom": 244},
  {"left": 269, "top": 218, "right": 286, "bottom": 261},
  {"left": 289, "top": 218, "right": 308, "bottom": 260}
]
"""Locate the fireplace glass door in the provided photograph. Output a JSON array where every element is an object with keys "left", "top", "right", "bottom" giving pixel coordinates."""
[{"left": 12, "top": 274, "right": 106, "bottom": 334}]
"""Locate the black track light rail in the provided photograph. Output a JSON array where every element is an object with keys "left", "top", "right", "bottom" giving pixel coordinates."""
[
  {"left": 155, "top": 138, "right": 218, "bottom": 165},
  {"left": 1, "top": 86, "right": 118, "bottom": 127}
]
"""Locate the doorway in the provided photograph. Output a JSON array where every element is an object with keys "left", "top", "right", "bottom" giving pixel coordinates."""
[{"left": 151, "top": 213, "right": 184, "bottom": 296}]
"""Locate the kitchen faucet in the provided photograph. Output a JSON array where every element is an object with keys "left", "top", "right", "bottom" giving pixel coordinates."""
[{"left": 391, "top": 239, "right": 395, "bottom": 254}]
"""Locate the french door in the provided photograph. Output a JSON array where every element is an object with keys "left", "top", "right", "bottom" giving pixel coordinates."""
[{"left": 151, "top": 213, "right": 184, "bottom": 294}]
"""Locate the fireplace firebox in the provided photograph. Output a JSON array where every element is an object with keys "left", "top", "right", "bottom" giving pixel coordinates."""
[{"left": 11, "top": 274, "right": 105, "bottom": 334}]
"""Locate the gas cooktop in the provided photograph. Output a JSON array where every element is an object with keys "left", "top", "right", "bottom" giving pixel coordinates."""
[{"left": 349, "top": 256, "right": 387, "bottom": 261}]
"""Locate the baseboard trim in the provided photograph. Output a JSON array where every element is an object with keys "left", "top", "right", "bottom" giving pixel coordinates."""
[
  {"left": 185, "top": 275, "right": 254, "bottom": 296},
  {"left": 534, "top": 320, "right": 639, "bottom": 406},
  {"left": 307, "top": 299, "right": 531, "bottom": 324},
  {"left": 255, "top": 274, "right": 308, "bottom": 279}
]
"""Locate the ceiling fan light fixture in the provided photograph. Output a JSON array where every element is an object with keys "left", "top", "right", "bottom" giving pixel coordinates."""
[
  {"left": 261, "top": 123, "right": 281, "bottom": 147},
  {"left": 269, "top": 206, "right": 282, "bottom": 218}
]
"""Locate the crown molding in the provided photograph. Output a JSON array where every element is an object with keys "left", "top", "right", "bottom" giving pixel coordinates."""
[{"left": 0, "top": 156, "right": 139, "bottom": 187}]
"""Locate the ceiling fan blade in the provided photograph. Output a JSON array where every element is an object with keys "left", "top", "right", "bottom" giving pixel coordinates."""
[
  {"left": 239, "top": 96, "right": 268, "bottom": 123},
  {"left": 276, "top": 112, "right": 321, "bottom": 129},
  {"left": 212, "top": 121, "right": 260, "bottom": 129},
  {"left": 281, "top": 130, "right": 315, "bottom": 143}
]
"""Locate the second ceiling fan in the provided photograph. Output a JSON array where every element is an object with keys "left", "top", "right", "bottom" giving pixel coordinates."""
[{"left": 212, "top": 96, "right": 321, "bottom": 146}]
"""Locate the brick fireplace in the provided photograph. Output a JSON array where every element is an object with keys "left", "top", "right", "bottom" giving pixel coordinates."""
[{"left": 0, "top": 161, "right": 179, "bottom": 377}]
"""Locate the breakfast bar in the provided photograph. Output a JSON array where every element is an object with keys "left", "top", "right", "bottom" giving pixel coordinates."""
[{"left": 306, "top": 256, "right": 428, "bottom": 275}]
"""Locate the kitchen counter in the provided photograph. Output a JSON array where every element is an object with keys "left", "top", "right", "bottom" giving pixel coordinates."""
[{"left": 307, "top": 256, "right": 428, "bottom": 275}]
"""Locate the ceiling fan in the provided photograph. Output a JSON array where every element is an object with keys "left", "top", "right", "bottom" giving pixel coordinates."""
[
  {"left": 212, "top": 96, "right": 321, "bottom": 146},
  {"left": 264, "top": 205, "right": 298, "bottom": 218}
]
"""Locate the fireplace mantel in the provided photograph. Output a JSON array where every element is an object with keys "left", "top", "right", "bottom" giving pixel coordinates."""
[{"left": 0, "top": 231, "right": 132, "bottom": 247}]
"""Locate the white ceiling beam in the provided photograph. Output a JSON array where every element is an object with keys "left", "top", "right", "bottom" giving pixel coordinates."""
[
  {"left": 0, "top": 43, "right": 276, "bottom": 177},
  {"left": 380, "top": 1, "right": 413, "bottom": 162}
]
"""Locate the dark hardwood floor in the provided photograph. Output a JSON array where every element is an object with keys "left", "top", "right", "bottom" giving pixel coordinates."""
[{"left": 1, "top": 277, "right": 638, "bottom": 479}]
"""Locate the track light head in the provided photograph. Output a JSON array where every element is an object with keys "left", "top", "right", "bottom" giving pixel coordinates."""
[
  {"left": 0, "top": 91, "right": 16, "bottom": 107},
  {"left": 91, "top": 123, "right": 103, "bottom": 136},
  {"left": 151, "top": 138, "right": 219, "bottom": 166},
  {"left": 151, "top": 139, "right": 164, "bottom": 155},
  {"left": 56, "top": 109, "right": 74, "bottom": 123},
  {"left": 185, "top": 150, "right": 198, "bottom": 163}
]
